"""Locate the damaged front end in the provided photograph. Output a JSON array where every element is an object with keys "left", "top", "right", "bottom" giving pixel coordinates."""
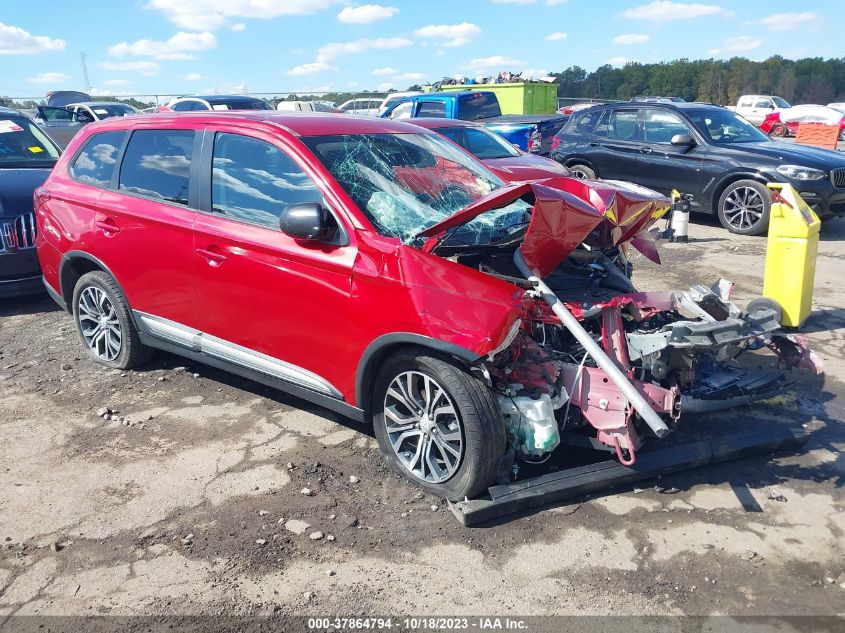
[{"left": 419, "top": 177, "right": 822, "bottom": 468}]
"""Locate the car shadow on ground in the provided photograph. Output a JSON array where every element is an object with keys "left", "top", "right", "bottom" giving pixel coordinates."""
[
  {"left": 139, "top": 348, "right": 375, "bottom": 436},
  {"left": 799, "top": 308, "right": 845, "bottom": 334},
  {"left": 0, "top": 292, "right": 60, "bottom": 317}
]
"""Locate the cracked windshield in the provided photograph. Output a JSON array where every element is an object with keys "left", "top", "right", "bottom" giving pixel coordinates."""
[{"left": 303, "top": 132, "right": 531, "bottom": 246}]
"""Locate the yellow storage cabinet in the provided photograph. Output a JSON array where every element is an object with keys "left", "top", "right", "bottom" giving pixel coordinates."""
[
  {"left": 435, "top": 83, "right": 558, "bottom": 115},
  {"left": 762, "top": 183, "right": 820, "bottom": 328}
]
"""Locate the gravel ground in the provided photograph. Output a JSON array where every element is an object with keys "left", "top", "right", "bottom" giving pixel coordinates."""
[{"left": 0, "top": 215, "right": 843, "bottom": 622}]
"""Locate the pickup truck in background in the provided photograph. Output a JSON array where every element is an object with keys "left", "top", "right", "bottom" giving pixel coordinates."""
[
  {"left": 729, "top": 95, "right": 791, "bottom": 126},
  {"left": 381, "top": 91, "right": 568, "bottom": 155}
]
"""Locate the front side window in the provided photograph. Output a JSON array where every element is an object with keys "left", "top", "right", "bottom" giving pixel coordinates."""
[
  {"left": 595, "top": 109, "right": 641, "bottom": 141},
  {"left": 118, "top": 129, "right": 194, "bottom": 205},
  {"left": 772, "top": 97, "right": 791, "bottom": 109},
  {"left": 388, "top": 102, "right": 413, "bottom": 120},
  {"left": 435, "top": 126, "right": 519, "bottom": 159},
  {"left": 69, "top": 130, "right": 125, "bottom": 187},
  {"left": 418, "top": 101, "right": 446, "bottom": 118},
  {"left": 0, "top": 116, "right": 61, "bottom": 167},
  {"left": 302, "top": 132, "right": 531, "bottom": 247},
  {"left": 211, "top": 133, "right": 323, "bottom": 229},
  {"left": 643, "top": 109, "right": 692, "bottom": 144},
  {"left": 686, "top": 109, "right": 769, "bottom": 144}
]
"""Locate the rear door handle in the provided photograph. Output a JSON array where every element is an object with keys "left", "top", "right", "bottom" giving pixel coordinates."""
[
  {"left": 196, "top": 247, "right": 227, "bottom": 266},
  {"left": 639, "top": 146, "right": 654, "bottom": 154},
  {"left": 589, "top": 142, "right": 601, "bottom": 147},
  {"left": 96, "top": 219, "right": 120, "bottom": 234}
]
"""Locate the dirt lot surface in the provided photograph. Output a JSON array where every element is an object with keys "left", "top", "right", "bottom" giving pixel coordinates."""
[{"left": 1, "top": 216, "right": 843, "bottom": 623}]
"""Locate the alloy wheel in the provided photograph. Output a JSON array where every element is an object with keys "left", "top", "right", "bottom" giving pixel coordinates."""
[
  {"left": 569, "top": 166, "right": 591, "bottom": 179},
  {"left": 722, "top": 186, "right": 765, "bottom": 232},
  {"left": 77, "top": 286, "right": 122, "bottom": 361},
  {"left": 383, "top": 371, "right": 464, "bottom": 484}
]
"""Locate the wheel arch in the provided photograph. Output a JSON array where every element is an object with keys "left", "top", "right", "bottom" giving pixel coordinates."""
[
  {"left": 710, "top": 171, "right": 773, "bottom": 215},
  {"left": 59, "top": 251, "right": 130, "bottom": 314},
  {"left": 562, "top": 155, "right": 598, "bottom": 175},
  {"left": 355, "top": 334, "right": 483, "bottom": 420}
]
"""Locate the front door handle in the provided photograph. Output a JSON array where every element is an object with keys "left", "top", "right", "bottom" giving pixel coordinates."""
[
  {"left": 96, "top": 219, "right": 120, "bottom": 234},
  {"left": 639, "top": 146, "right": 654, "bottom": 154},
  {"left": 589, "top": 142, "right": 601, "bottom": 147},
  {"left": 196, "top": 247, "right": 227, "bottom": 267}
]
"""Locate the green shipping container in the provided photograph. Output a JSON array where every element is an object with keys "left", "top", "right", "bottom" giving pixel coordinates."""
[{"left": 435, "top": 83, "right": 559, "bottom": 115}]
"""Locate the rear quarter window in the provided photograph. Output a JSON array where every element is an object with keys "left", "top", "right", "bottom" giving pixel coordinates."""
[{"left": 69, "top": 131, "right": 126, "bottom": 188}]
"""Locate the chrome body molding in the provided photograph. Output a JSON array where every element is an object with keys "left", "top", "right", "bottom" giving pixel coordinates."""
[{"left": 134, "top": 311, "right": 342, "bottom": 399}]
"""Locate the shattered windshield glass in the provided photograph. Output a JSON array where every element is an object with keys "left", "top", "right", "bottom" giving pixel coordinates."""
[{"left": 302, "top": 132, "right": 531, "bottom": 246}]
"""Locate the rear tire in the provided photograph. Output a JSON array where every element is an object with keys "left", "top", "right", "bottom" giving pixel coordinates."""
[
  {"left": 769, "top": 123, "right": 788, "bottom": 138},
  {"left": 568, "top": 163, "right": 596, "bottom": 180},
  {"left": 717, "top": 180, "right": 771, "bottom": 236},
  {"left": 72, "top": 271, "right": 154, "bottom": 370},
  {"left": 372, "top": 349, "right": 506, "bottom": 501}
]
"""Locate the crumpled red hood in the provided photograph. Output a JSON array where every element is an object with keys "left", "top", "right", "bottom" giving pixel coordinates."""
[{"left": 417, "top": 176, "right": 671, "bottom": 278}]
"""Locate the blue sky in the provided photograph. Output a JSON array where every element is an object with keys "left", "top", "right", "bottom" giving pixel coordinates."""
[{"left": 1, "top": 0, "right": 843, "bottom": 99}]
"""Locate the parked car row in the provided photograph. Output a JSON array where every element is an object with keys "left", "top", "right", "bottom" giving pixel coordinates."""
[{"left": 550, "top": 101, "right": 845, "bottom": 235}]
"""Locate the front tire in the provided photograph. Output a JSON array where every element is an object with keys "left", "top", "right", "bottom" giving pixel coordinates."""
[
  {"left": 72, "top": 271, "right": 153, "bottom": 370},
  {"left": 372, "top": 350, "right": 505, "bottom": 501},
  {"left": 717, "top": 180, "right": 771, "bottom": 236}
]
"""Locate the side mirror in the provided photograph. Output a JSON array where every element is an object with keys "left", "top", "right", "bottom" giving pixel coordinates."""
[
  {"left": 279, "top": 202, "right": 331, "bottom": 241},
  {"left": 670, "top": 133, "right": 694, "bottom": 146}
]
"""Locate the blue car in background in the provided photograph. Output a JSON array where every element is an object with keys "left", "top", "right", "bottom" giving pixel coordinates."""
[{"left": 381, "top": 91, "right": 568, "bottom": 156}]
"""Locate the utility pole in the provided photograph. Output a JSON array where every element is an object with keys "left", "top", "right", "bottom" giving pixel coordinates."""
[{"left": 80, "top": 53, "right": 92, "bottom": 92}]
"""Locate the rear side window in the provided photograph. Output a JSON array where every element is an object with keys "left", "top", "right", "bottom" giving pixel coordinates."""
[
  {"left": 118, "top": 129, "right": 194, "bottom": 205},
  {"left": 594, "top": 109, "right": 641, "bottom": 141},
  {"left": 418, "top": 101, "right": 446, "bottom": 117},
  {"left": 171, "top": 100, "right": 197, "bottom": 111},
  {"left": 211, "top": 132, "right": 323, "bottom": 229},
  {"left": 459, "top": 93, "right": 502, "bottom": 120},
  {"left": 70, "top": 131, "right": 126, "bottom": 188},
  {"left": 567, "top": 109, "right": 603, "bottom": 136}
]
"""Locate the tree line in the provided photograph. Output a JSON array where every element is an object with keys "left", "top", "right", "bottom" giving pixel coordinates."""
[
  {"left": 3, "top": 55, "right": 844, "bottom": 111},
  {"left": 551, "top": 55, "right": 845, "bottom": 105}
]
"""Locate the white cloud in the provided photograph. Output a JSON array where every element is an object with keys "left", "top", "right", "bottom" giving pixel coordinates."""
[
  {"left": 614, "top": 33, "right": 650, "bottom": 45},
  {"left": 184, "top": 72, "right": 202, "bottom": 81},
  {"left": 286, "top": 61, "right": 336, "bottom": 76},
  {"left": 108, "top": 31, "right": 218, "bottom": 61},
  {"left": 337, "top": 4, "right": 398, "bottom": 24},
  {"left": 492, "top": 0, "right": 568, "bottom": 4},
  {"left": 414, "top": 23, "right": 481, "bottom": 47},
  {"left": 316, "top": 37, "right": 412, "bottom": 61},
  {"left": 27, "top": 72, "right": 71, "bottom": 84},
  {"left": 707, "top": 48, "right": 720, "bottom": 56},
  {"left": 605, "top": 56, "right": 629, "bottom": 66},
  {"left": 100, "top": 61, "right": 160, "bottom": 76},
  {"left": 90, "top": 87, "right": 134, "bottom": 97},
  {"left": 622, "top": 1, "right": 730, "bottom": 21},
  {"left": 102, "top": 78, "right": 130, "bottom": 86},
  {"left": 372, "top": 67, "right": 397, "bottom": 75},
  {"left": 144, "top": 0, "right": 340, "bottom": 30},
  {"left": 347, "top": 81, "right": 360, "bottom": 88},
  {"left": 752, "top": 12, "right": 818, "bottom": 32},
  {"left": 231, "top": 23, "right": 246, "bottom": 31},
  {"left": 0, "top": 22, "right": 65, "bottom": 55},
  {"left": 520, "top": 68, "right": 550, "bottom": 79},
  {"left": 545, "top": 32, "right": 567, "bottom": 41},
  {"left": 464, "top": 55, "right": 526, "bottom": 71},
  {"left": 723, "top": 35, "right": 761, "bottom": 52},
  {"left": 395, "top": 72, "right": 426, "bottom": 82}
]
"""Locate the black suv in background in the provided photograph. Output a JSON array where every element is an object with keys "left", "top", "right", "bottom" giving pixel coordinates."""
[
  {"left": 551, "top": 102, "right": 845, "bottom": 235},
  {"left": 0, "top": 107, "right": 61, "bottom": 297}
]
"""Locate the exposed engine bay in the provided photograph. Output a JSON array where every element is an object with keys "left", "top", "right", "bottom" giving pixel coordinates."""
[{"left": 421, "top": 177, "right": 823, "bottom": 469}]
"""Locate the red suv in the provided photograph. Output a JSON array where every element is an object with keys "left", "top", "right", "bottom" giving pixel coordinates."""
[{"left": 37, "top": 112, "right": 814, "bottom": 502}]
